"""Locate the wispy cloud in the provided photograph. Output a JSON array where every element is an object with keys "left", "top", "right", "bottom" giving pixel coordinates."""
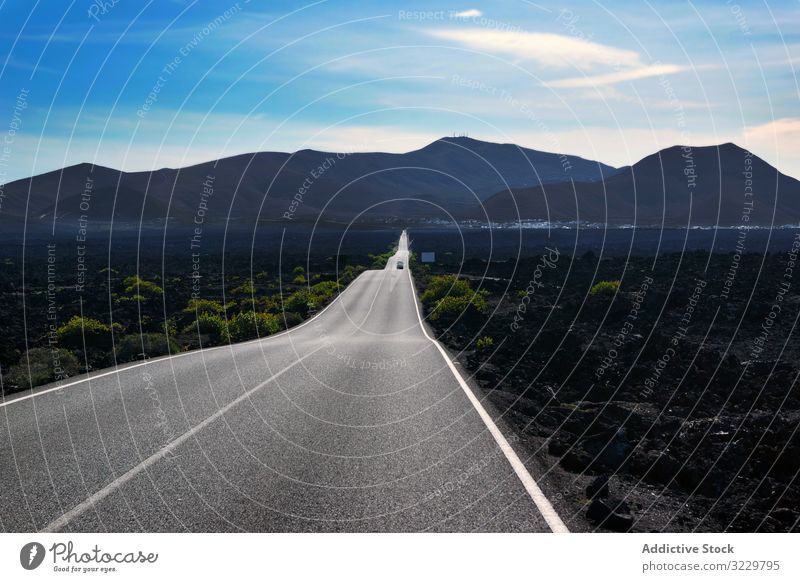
[
  {"left": 452, "top": 9, "right": 483, "bottom": 18},
  {"left": 427, "top": 28, "right": 641, "bottom": 69},
  {"left": 546, "top": 64, "right": 688, "bottom": 88},
  {"left": 744, "top": 118, "right": 800, "bottom": 142},
  {"left": 578, "top": 85, "right": 711, "bottom": 110},
  {"left": 743, "top": 118, "right": 800, "bottom": 178},
  {"left": 3, "top": 56, "right": 61, "bottom": 75},
  {"left": 426, "top": 27, "right": 692, "bottom": 90}
]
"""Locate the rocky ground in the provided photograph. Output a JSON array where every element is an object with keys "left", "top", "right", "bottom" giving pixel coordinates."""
[{"left": 415, "top": 249, "right": 800, "bottom": 532}]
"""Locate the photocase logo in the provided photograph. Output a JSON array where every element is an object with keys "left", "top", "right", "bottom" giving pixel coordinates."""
[{"left": 20, "top": 542, "right": 46, "bottom": 570}]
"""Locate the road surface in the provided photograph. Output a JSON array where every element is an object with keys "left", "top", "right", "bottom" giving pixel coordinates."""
[{"left": 0, "top": 231, "right": 566, "bottom": 532}]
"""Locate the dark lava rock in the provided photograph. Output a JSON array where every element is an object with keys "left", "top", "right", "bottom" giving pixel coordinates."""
[
  {"left": 474, "top": 362, "right": 502, "bottom": 385},
  {"left": 584, "top": 428, "right": 632, "bottom": 472},
  {"left": 770, "top": 507, "right": 798, "bottom": 529},
  {"left": 632, "top": 450, "right": 682, "bottom": 485},
  {"left": 587, "top": 475, "right": 610, "bottom": 500},
  {"left": 559, "top": 448, "right": 594, "bottom": 472},
  {"left": 587, "top": 498, "right": 634, "bottom": 532},
  {"left": 547, "top": 437, "right": 570, "bottom": 457}
]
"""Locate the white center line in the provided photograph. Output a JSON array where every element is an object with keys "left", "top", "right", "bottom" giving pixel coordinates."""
[{"left": 43, "top": 343, "right": 326, "bottom": 533}]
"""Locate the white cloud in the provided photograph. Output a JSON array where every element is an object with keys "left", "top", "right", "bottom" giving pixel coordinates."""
[
  {"left": 743, "top": 118, "right": 800, "bottom": 178},
  {"left": 744, "top": 118, "right": 800, "bottom": 142},
  {"left": 546, "top": 64, "right": 688, "bottom": 88},
  {"left": 426, "top": 27, "right": 690, "bottom": 92},
  {"left": 428, "top": 28, "right": 641, "bottom": 69},
  {"left": 452, "top": 9, "right": 483, "bottom": 18},
  {"left": 577, "top": 85, "right": 711, "bottom": 110}
]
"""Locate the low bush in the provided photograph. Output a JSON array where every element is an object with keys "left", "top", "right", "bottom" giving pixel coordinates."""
[
  {"left": 429, "top": 292, "right": 488, "bottom": 322},
  {"left": 5, "top": 347, "right": 80, "bottom": 391},
  {"left": 420, "top": 274, "right": 488, "bottom": 323},
  {"left": 476, "top": 336, "right": 494, "bottom": 350},
  {"left": 56, "top": 316, "right": 118, "bottom": 351},
  {"left": 123, "top": 275, "right": 163, "bottom": 297},
  {"left": 193, "top": 313, "right": 230, "bottom": 345},
  {"left": 284, "top": 289, "right": 311, "bottom": 316},
  {"left": 310, "top": 280, "right": 339, "bottom": 299},
  {"left": 420, "top": 275, "right": 473, "bottom": 305},
  {"left": 229, "top": 311, "right": 281, "bottom": 342},
  {"left": 183, "top": 298, "right": 226, "bottom": 316},
  {"left": 589, "top": 280, "right": 621, "bottom": 295},
  {"left": 115, "top": 333, "right": 180, "bottom": 362},
  {"left": 279, "top": 312, "right": 303, "bottom": 329},
  {"left": 231, "top": 280, "right": 255, "bottom": 296}
]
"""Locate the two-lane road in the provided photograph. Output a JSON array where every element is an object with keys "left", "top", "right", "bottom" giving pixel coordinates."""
[{"left": 0, "top": 231, "right": 566, "bottom": 532}]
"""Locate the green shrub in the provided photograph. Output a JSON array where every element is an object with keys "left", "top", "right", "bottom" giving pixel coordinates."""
[
  {"left": 194, "top": 313, "right": 230, "bottom": 344},
  {"left": 590, "top": 280, "right": 621, "bottom": 296},
  {"left": 231, "top": 280, "right": 255, "bottom": 295},
  {"left": 228, "top": 312, "right": 281, "bottom": 342},
  {"left": 123, "top": 275, "right": 163, "bottom": 297},
  {"left": 247, "top": 295, "right": 280, "bottom": 313},
  {"left": 420, "top": 274, "right": 489, "bottom": 322},
  {"left": 115, "top": 333, "right": 180, "bottom": 363},
  {"left": 310, "top": 280, "right": 339, "bottom": 301},
  {"left": 292, "top": 275, "right": 306, "bottom": 284},
  {"left": 476, "top": 336, "right": 494, "bottom": 350},
  {"left": 284, "top": 289, "right": 311, "bottom": 316},
  {"left": 183, "top": 298, "right": 225, "bottom": 315},
  {"left": 56, "top": 316, "right": 118, "bottom": 351},
  {"left": 293, "top": 266, "right": 305, "bottom": 275},
  {"left": 368, "top": 243, "right": 397, "bottom": 269},
  {"left": 369, "top": 252, "right": 393, "bottom": 269},
  {"left": 429, "top": 293, "right": 488, "bottom": 322},
  {"left": 280, "top": 312, "right": 303, "bottom": 329},
  {"left": 5, "top": 347, "right": 80, "bottom": 391},
  {"left": 420, "top": 275, "right": 473, "bottom": 305},
  {"left": 339, "top": 266, "right": 355, "bottom": 284}
]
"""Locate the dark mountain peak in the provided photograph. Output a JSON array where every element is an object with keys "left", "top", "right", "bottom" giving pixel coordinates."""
[
  {"left": 477, "top": 140, "right": 800, "bottom": 226},
  {"left": 293, "top": 147, "right": 330, "bottom": 156},
  {"left": 26, "top": 161, "right": 120, "bottom": 182},
  {"left": 638, "top": 142, "right": 752, "bottom": 164},
  {"left": 438, "top": 135, "right": 488, "bottom": 146},
  {"left": 415, "top": 136, "right": 506, "bottom": 153}
]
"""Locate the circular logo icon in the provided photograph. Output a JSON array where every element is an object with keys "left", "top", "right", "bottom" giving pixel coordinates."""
[{"left": 20, "top": 542, "right": 46, "bottom": 570}]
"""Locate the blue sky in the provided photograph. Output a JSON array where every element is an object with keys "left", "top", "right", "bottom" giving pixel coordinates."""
[{"left": 0, "top": 0, "right": 798, "bottom": 182}]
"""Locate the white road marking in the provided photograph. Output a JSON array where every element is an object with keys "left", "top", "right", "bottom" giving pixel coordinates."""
[
  {"left": 42, "top": 343, "right": 326, "bottom": 533},
  {"left": 401, "top": 231, "right": 569, "bottom": 533}
]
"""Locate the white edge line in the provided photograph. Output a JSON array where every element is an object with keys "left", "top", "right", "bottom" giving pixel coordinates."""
[
  {"left": 404, "top": 251, "right": 569, "bottom": 533},
  {"left": 1, "top": 272, "right": 367, "bottom": 409},
  {"left": 42, "top": 344, "right": 324, "bottom": 533}
]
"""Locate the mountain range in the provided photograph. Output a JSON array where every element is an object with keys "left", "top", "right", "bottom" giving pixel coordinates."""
[
  {"left": 1, "top": 136, "right": 797, "bottom": 229},
  {"left": 474, "top": 142, "right": 800, "bottom": 227}
]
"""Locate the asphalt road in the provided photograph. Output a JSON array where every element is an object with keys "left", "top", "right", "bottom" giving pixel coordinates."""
[{"left": 0, "top": 231, "right": 566, "bottom": 532}]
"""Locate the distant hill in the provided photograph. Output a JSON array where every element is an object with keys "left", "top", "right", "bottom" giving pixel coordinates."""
[
  {"left": 3, "top": 138, "right": 796, "bottom": 229},
  {"left": 472, "top": 143, "right": 800, "bottom": 227},
  {"left": 0, "top": 137, "right": 614, "bottom": 229}
]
